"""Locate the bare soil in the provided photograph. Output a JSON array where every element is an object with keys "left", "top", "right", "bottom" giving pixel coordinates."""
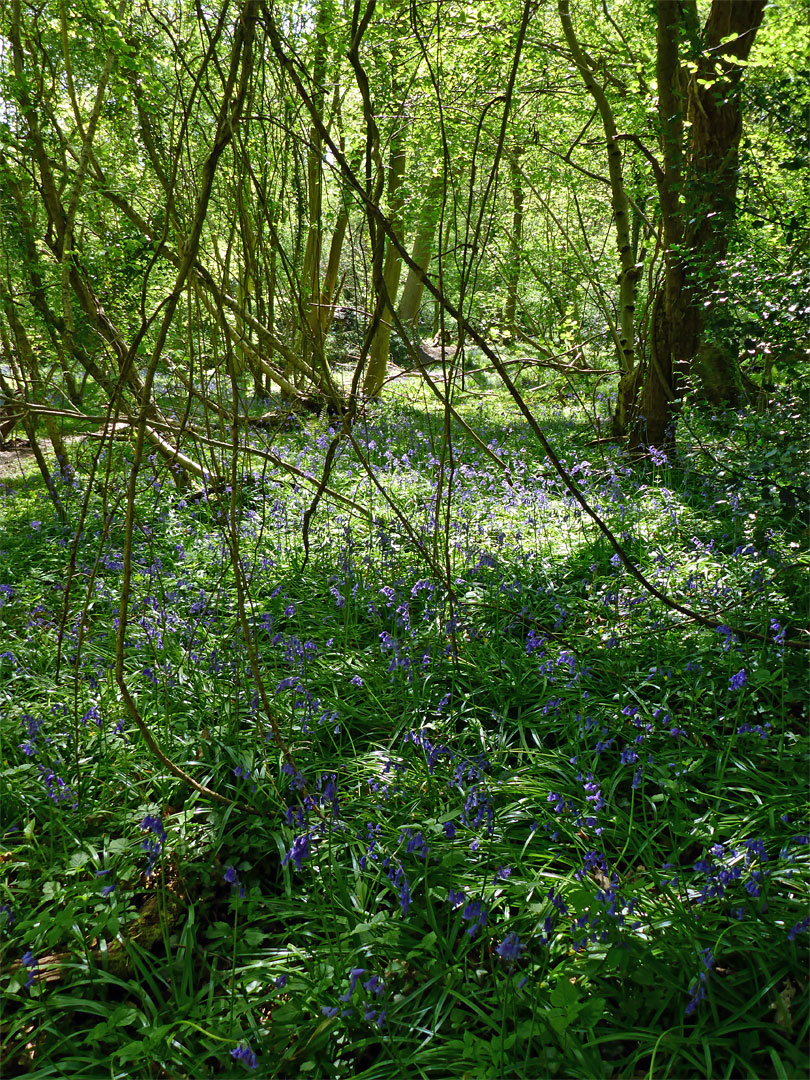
[{"left": 0, "top": 444, "right": 37, "bottom": 481}]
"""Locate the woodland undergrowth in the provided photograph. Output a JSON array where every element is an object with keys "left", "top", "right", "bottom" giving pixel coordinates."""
[{"left": 0, "top": 379, "right": 808, "bottom": 1079}]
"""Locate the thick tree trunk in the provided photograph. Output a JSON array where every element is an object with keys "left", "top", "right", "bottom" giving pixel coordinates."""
[
  {"left": 686, "top": 0, "right": 767, "bottom": 404},
  {"left": 631, "top": 0, "right": 766, "bottom": 450}
]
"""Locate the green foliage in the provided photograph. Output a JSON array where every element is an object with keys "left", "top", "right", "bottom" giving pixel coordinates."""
[{"left": 1, "top": 382, "right": 807, "bottom": 1077}]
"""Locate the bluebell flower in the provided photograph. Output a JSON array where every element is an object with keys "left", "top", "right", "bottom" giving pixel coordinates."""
[
  {"left": 21, "top": 950, "right": 37, "bottom": 989},
  {"left": 788, "top": 917, "right": 809, "bottom": 941},
  {"left": 364, "top": 974, "right": 384, "bottom": 996},
  {"left": 283, "top": 833, "right": 310, "bottom": 872},
  {"left": 729, "top": 668, "right": 747, "bottom": 691},
  {"left": 339, "top": 968, "right": 366, "bottom": 1002},
  {"left": 496, "top": 933, "right": 523, "bottom": 961},
  {"left": 140, "top": 815, "right": 166, "bottom": 877},
  {"left": 685, "top": 949, "right": 714, "bottom": 1017},
  {"left": 462, "top": 899, "right": 488, "bottom": 937},
  {"left": 398, "top": 873, "right": 411, "bottom": 914},
  {"left": 321, "top": 1005, "right": 339, "bottom": 1018},
  {"left": 230, "top": 1044, "right": 258, "bottom": 1069},
  {"left": 276, "top": 676, "right": 301, "bottom": 692},
  {"left": 275, "top": 974, "right": 288, "bottom": 988}
]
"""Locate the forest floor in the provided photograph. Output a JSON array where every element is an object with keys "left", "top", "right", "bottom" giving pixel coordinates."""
[{"left": 0, "top": 377, "right": 808, "bottom": 1078}]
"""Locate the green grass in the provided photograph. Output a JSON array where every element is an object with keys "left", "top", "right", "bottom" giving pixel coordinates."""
[{"left": 0, "top": 379, "right": 808, "bottom": 1078}]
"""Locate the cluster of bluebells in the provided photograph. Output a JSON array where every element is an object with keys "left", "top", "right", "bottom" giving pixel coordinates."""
[
  {"left": 685, "top": 948, "right": 715, "bottom": 1017},
  {"left": 140, "top": 815, "right": 167, "bottom": 878},
  {"left": 447, "top": 888, "right": 490, "bottom": 938},
  {"left": 729, "top": 668, "right": 747, "bottom": 691},
  {"left": 496, "top": 932, "right": 523, "bottom": 963},
  {"left": 280, "top": 729, "right": 500, "bottom": 923},
  {"left": 546, "top": 774, "right": 604, "bottom": 838},
  {"left": 21, "top": 950, "right": 38, "bottom": 990},
  {"left": 572, "top": 853, "right": 639, "bottom": 949},
  {"left": 38, "top": 765, "right": 76, "bottom": 809},
  {"left": 661, "top": 836, "right": 810, "bottom": 916},
  {"left": 321, "top": 967, "right": 386, "bottom": 1027},
  {"left": 281, "top": 765, "right": 346, "bottom": 874},
  {"left": 18, "top": 713, "right": 44, "bottom": 758}
]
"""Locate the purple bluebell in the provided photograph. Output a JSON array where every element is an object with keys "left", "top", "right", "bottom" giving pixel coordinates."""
[
  {"left": 21, "top": 950, "right": 37, "bottom": 989},
  {"left": 496, "top": 933, "right": 523, "bottom": 961},
  {"left": 339, "top": 968, "right": 366, "bottom": 1002},
  {"left": 230, "top": 1044, "right": 258, "bottom": 1069},
  {"left": 140, "top": 815, "right": 166, "bottom": 877},
  {"left": 729, "top": 668, "right": 747, "bottom": 691},
  {"left": 461, "top": 898, "right": 488, "bottom": 937},
  {"left": 788, "top": 918, "right": 809, "bottom": 941},
  {"left": 283, "top": 833, "right": 310, "bottom": 872},
  {"left": 685, "top": 949, "right": 714, "bottom": 1017}
]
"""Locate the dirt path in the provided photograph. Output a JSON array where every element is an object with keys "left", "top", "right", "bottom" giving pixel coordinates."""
[{"left": 0, "top": 445, "right": 38, "bottom": 482}]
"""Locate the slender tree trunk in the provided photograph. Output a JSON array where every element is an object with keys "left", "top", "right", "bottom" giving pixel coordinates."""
[
  {"left": 558, "top": 0, "right": 642, "bottom": 436},
  {"left": 299, "top": 0, "right": 332, "bottom": 375},
  {"left": 363, "top": 128, "right": 407, "bottom": 397},
  {"left": 399, "top": 172, "right": 444, "bottom": 328},
  {"left": 504, "top": 151, "right": 524, "bottom": 338}
]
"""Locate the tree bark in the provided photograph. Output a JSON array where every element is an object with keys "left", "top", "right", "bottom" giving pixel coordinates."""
[
  {"left": 504, "top": 151, "right": 524, "bottom": 338},
  {"left": 557, "top": 0, "right": 642, "bottom": 436},
  {"left": 398, "top": 172, "right": 444, "bottom": 328},
  {"left": 631, "top": 0, "right": 766, "bottom": 451},
  {"left": 363, "top": 125, "right": 407, "bottom": 397}
]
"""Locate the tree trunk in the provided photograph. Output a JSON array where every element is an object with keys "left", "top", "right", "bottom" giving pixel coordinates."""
[
  {"left": 504, "top": 151, "right": 524, "bottom": 338},
  {"left": 317, "top": 202, "right": 350, "bottom": 340},
  {"left": 631, "top": 0, "right": 766, "bottom": 451},
  {"left": 398, "top": 173, "right": 444, "bottom": 327},
  {"left": 687, "top": 0, "right": 767, "bottom": 404},
  {"left": 363, "top": 129, "right": 407, "bottom": 398},
  {"left": 299, "top": 1, "right": 331, "bottom": 375},
  {"left": 557, "top": 0, "right": 641, "bottom": 436}
]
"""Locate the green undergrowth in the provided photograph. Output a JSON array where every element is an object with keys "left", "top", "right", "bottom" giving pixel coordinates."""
[{"left": 0, "top": 382, "right": 808, "bottom": 1078}]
